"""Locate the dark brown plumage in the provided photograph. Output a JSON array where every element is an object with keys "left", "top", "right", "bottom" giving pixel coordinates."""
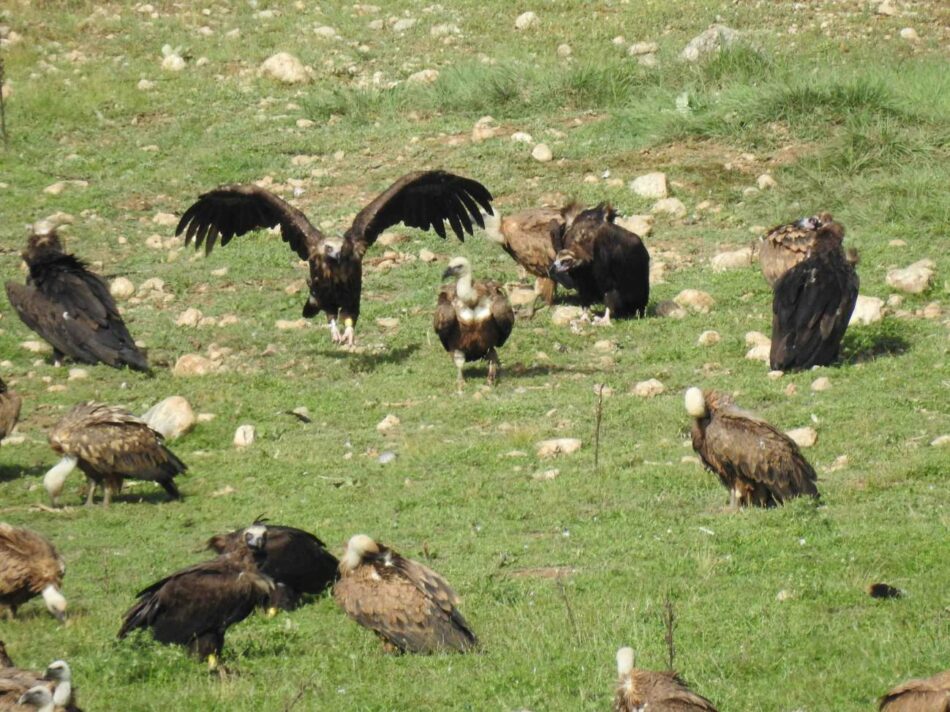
[
  {"left": 685, "top": 388, "right": 819, "bottom": 508},
  {"left": 176, "top": 171, "right": 494, "bottom": 346},
  {"left": 433, "top": 257, "right": 514, "bottom": 388},
  {"left": 208, "top": 522, "right": 338, "bottom": 611},
  {"left": 879, "top": 671, "right": 950, "bottom": 711},
  {"left": 44, "top": 402, "right": 187, "bottom": 507},
  {"left": 868, "top": 582, "right": 903, "bottom": 599},
  {"left": 0, "top": 524, "right": 67, "bottom": 622},
  {"left": 0, "top": 378, "right": 21, "bottom": 445},
  {"left": 614, "top": 648, "right": 719, "bottom": 712},
  {"left": 4, "top": 230, "right": 148, "bottom": 371},
  {"left": 334, "top": 535, "right": 477, "bottom": 654}
]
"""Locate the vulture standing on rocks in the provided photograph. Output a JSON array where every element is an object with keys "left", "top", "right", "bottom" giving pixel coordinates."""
[
  {"left": 176, "top": 170, "right": 494, "bottom": 346},
  {"left": 0, "top": 524, "right": 67, "bottom": 622},
  {"left": 685, "top": 387, "right": 819, "bottom": 508},
  {"left": 4, "top": 228, "right": 148, "bottom": 371},
  {"left": 549, "top": 203, "right": 650, "bottom": 324},
  {"left": 119, "top": 524, "right": 274, "bottom": 668},
  {"left": 768, "top": 214, "right": 859, "bottom": 371},
  {"left": 333, "top": 535, "right": 478, "bottom": 654},
  {"left": 879, "top": 670, "right": 950, "bottom": 711},
  {"left": 44, "top": 402, "right": 187, "bottom": 507},
  {"left": 208, "top": 522, "right": 338, "bottom": 611},
  {"left": 613, "top": 647, "right": 719, "bottom": 712},
  {"left": 0, "top": 378, "right": 22, "bottom": 445},
  {"left": 433, "top": 256, "right": 514, "bottom": 389}
]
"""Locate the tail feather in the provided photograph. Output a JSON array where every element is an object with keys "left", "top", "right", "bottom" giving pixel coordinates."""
[{"left": 118, "top": 592, "right": 159, "bottom": 639}]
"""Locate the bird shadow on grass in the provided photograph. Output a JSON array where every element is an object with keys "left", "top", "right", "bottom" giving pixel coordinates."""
[
  {"left": 0, "top": 464, "right": 45, "bottom": 483},
  {"left": 841, "top": 321, "right": 911, "bottom": 364},
  {"left": 310, "top": 343, "right": 421, "bottom": 373},
  {"left": 501, "top": 362, "right": 603, "bottom": 378}
]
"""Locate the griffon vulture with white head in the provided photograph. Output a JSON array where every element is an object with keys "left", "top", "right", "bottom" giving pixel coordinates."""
[
  {"left": 176, "top": 171, "right": 494, "bottom": 346},
  {"left": 614, "top": 647, "right": 719, "bottom": 712},
  {"left": 685, "top": 388, "right": 819, "bottom": 508},
  {"left": 0, "top": 524, "right": 67, "bottom": 622},
  {"left": 879, "top": 670, "right": 950, "bottom": 711},
  {"left": 0, "top": 378, "right": 22, "bottom": 445},
  {"left": 0, "top": 657, "right": 79, "bottom": 712}
]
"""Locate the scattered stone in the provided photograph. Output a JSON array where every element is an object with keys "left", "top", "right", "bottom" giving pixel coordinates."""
[
  {"left": 511, "top": 131, "right": 533, "bottom": 144},
  {"left": 593, "top": 340, "right": 616, "bottom": 352},
  {"left": 711, "top": 247, "right": 753, "bottom": 271},
  {"left": 233, "top": 424, "right": 255, "bottom": 448},
  {"left": 508, "top": 287, "right": 536, "bottom": 309},
  {"left": 875, "top": 0, "right": 899, "bottom": 16},
  {"left": 811, "top": 377, "right": 832, "bottom": 392},
  {"left": 21, "top": 340, "right": 52, "bottom": 354},
  {"left": 137, "top": 79, "right": 156, "bottom": 91},
  {"left": 920, "top": 302, "right": 941, "bottom": 319},
  {"left": 160, "top": 52, "right": 186, "bottom": 72},
  {"left": 746, "top": 344, "right": 771, "bottom": 362},
  {"left": 211, "top": 485, "right": 236, "bottom": 497},
  {"left": 556, "top": 44, "right": 572, "bottom": 58},
  {"left": 656, "top": 301, "right": 687, "bottom": 319},
  {"left": 67, "top": 368, "right": 88, "bottom": 381},
  {"left": 173, "top": 353, "right": 215, "bottom": 376},
  {"left": 531, "top": 468, "right": 560, "bottom": 481},
  {"left": 826, "top": 455, "right": 849, "bottom": 472},
  {"left": 109, "top": 277, "right": 135, "bottom": 300},
  {"left": 930, "top": 435, "right": 950, "bottom": 448},
  {"left": 137, "top": 277, "right": 166, "bottom": 297},
  {"left": 889, "top": 239, "right": 907, "bottom": 247},
  {"left": 632, "top": 379, "right": 665, "bottom": 398},
  {"left": 471, "top": 115, "right": 498, "bottom": 142},
  {"left": 536, "top": 438, "right": 581, "bottom": 458},
  {"left": 681, "top": 24, "right": 741, "bottom": 62},
  {"left": 697, "top": 330, "right": 720, "bottom": 346},
  {"left": 419, "top": 248, "right": 437, "bottom": 263},
  {"left": 314, "top": 25, "right": 338, "bottom": 38},
  {"left": 378, "top": 451, "right": 397, "bottom": 465},
  {"left": 43, "top": 180, "right": 87, "bottom": 195},
  {"left": 551, "top": 306, "right": 584, "bottom": 326},
  {"left": 197, "top": 413, "right": 216, "bottom": 423},
  {"left": 899, "top": 27, "right": 918, "bottom": 41},
  {"left": 629, "top": 172, "right": 668, "bottom": 199},
  {"left": 393, "top": 18, "right": 417, "bottom": 32},
  {"left": 850, "top": 295, "right": 884, "bottom": 325},
  {"left": 637, "top": 53, "right": 658, "bottom": 67},
  {"left": 531, "top": 143, "right": 553, "bottom": 162},
  {"left": 275, "top": 318, "right": 309, "bottom": 330},
  {"left": 745, "top": 331, "right": 771, "bottom": 348},
  {"left": 375, "top": 317, "right": 400, "bottom": 329},
  {"left": 776, "top": 589, "right": 794, "bottom": 602},
  {"left": 259, "top": 52, "right": 310, "bottom": 84},
  {"left": 886, "top": 259, "right": 934, "bottom": 293},
  {"left": 430, "top": 23, "right": 460, "bottom": 37},
  {"left": 296, "top": 118, "right": 315, "bottom": 128},
  {"left": 674, "top": 289, "right": 714, "bottom": 314},
  {"left": 887, "top": 294, "right": 903, "bottom": 308},
  {"left": 786, "top": 427, "right": 818, "bottom": 448},
  {"left": 757, "top": 174, "right": 777, "bottom": 190},
  {"left": 142, "top": 396, "right": 196, "bottom": 440},
  {"left": 593, "top": 384, "right": 614, "bottom": 398},
  {"left": 176, "top": 307, "right": 203, "bottom": 327},
  {"left": 651, "top": 197, "right": 687, "bottom": 218},
  {"left": 377, "top": 233, "right": 406, "bottom": 247},
  {"left": 515, "top": 11, "right": 539, "bottom": 30},
  {"left": 376, "top": 414, "right": 400, "bottom": 432},
  {"left": 628, "top": 41, "right": 658, "bottom": 56},
  {"left": 614, "top": 214, "right": 653, "bottom": 237},
  {"left": 768, "top": 370, "right": 784, "bottom": 380},
  {"left": 211, "top": 267, "right": 229, "bottom": 277},
  {"left": 407, "top": 68, "right": 439, "bottom": 84}
]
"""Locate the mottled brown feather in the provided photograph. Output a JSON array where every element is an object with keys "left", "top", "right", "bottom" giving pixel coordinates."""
[
  {"left": 0, "top": 380, "right": 21, "bottom": 444},
  {"left": 495, "top": 206, "right": 564, "bottom": 276},
  {"left": 433, "top": 281, "right": 513, "bottom": 362},
  {"left": 615, "top": 669, "right": 719, "bottom": 712},
  {"left": 759, "top": 212, "right": 843, "bottom": 287},
  {"left": 0, "top": 524, "right": 65, "bottom": 613},
  {"left": 880, "top": 671, "right": 950, "bottom": 712}
]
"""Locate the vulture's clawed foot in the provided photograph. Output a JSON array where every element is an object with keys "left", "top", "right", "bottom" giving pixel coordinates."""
[
  {"left": 329, "top": 319, "right": 342, "bottom": 343},
  {"left": 593, "top": 308, "right": 613, "bottom": 327}
]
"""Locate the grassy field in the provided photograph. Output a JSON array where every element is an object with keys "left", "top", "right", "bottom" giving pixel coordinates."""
[{"left": 1, "top": 0, "right": 948, "bottom": 710}]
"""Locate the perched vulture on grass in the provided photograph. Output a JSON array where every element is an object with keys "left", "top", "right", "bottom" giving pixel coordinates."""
[
  {"left": 0, "top": 524, "right": 67, "bottom": 622},
  {"left": 434, "top": 257, "right": 514, "bottom": 388},
  {"left": 208, "top": 522, "right": 338, "bottom": 611},
  {"left": 0, "top": 658, "right": 79, "bottom": 712},
  {"left": 769, "top": 214, "right": 859, "bottom": 371},
  {"left": 119, "top": 524, "right": 273, "bottom": 668},
  {"left": 549, "top": 203, "right": 650, "bottom": 324},
  {"left": 334, "top": 534, "right": 477, "bottom": 654},
  {"left": 879, "top": 670, "right": 950, "bottom": 712},
  {"left": 0, "top": 378, "right": 22, "bottom": 445},
  {"left": 685, "top": 388, "right": 819, "bottom": 508},
  {"left": 4, "top": 229, "right": 148, "bottom": 371},
  {"left": 176, "top": 170, "right": 494, "bottom": 346},
  {"left": 614, "top": 647, "right": 719, "bottom": 712},
  {"left": 43, "top": 402, "right": 187, "bottom": 507}
]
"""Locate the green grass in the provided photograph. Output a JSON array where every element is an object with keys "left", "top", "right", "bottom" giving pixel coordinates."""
[{"left": 1, "top": 1, "right": 949, "bottom": 710}]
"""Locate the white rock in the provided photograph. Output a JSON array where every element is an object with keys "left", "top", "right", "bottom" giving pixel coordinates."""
[
  {"left": 375, "top": 317, "right": 400, "bottom": 329},
  {"left": 137, "top": 79, "right": 156, "bottom": 91},
  {"left": 143, "top": 396, "right": 196, "bottom": 440},
  {"left": 811, "top": 377, "right": 832, "bottom": 392},
  {"left": 109, "top": 277, "right": 135, "bottom": 300},
  {"left": 152, "top": 211, "right": 178, "bottom": 227},
  {"left": 508, "top": 287, "right": 536, "bottom": 308},
  {"left": 931, "top": 435, "right": 950, "bottom": 447},
  {"left": 67, "top": 368, "right": 88, "bottom": 381},
  {"left": 556, "top": 44, "right": 572, "bottom": 58},
  {"left": 757, "top": 173, "right": 777, "bottom": 190},
  {"left": 629, "top": 172, "right": 668, "bottom": 199},
  {"left": 259, "top": 52, "right": 310, "bottom": 84},
  {"left": 552, "top": 305, "right": 583, "bottom": 326},
  {"left": 176, "top": 307, "right": 203, "bottom": 327},
  {"left": 515, "top": 11, "right": 539, "bottom": 30},
  {"left": 674, "top": 289, "right": 715, "bottom": 314},
  {"left": 628, "top": 41, "right": 658, "bottom": 56},
  {"left": 776, "top": 589, "right": 794, "bottom": 602},
  {"left": 745, "top": 331, "right": 771, "bottom": 348},
  {"left": 21, "top": 340, "right": 52, "bottom": 354},
  {"left": 886, "top": 259, "right": 934, "bottom": 293},
  {"left": 173, "top": 354, "right": 215, "bottom": 376},
  {"left": 161, "top": 53, "right": 186, "bottom": 71},
  {"left": 656, "top": 301, "right": 687, "bottom": 319},
  {"left": 697, "top": 330, "right": 720, "bottom": 346},
  {"left": 632, "top": 379, "right": 665, "bottom": 398},
  {"left": 681, "top": 24, "right": 741, "bottom": 62},
  {"left": 899, "top": 27, "right": 918, "bottom": 41},
  {"left": 407, "top": 68, "right": 439, "bottom": 84},
  {"left": 612, "top": 36, "right": 626, "bottom": 47},
  {"left": 233, "top": 424, "right": 256, "bottom": 448},
  {"left": 276, "top": 319, "right": 310, "bottom": 330},
  {"left": 532, "top": 468, "right": 560, "bottom": 481},
  {"left": 471, "top": 115, "right": 498, "bottom": 142},
  {"left": 850, "top": 295, "right": 884, "bottom": 325},
  {"left": 887, "top": 294, "right": 903, "bottom": 308},
  {"left": 393, "top": 18, "right": 416, "bottom": 32},
  {"left": 637, "top": 53, "right": 658, "bottom": 67},
  {"left": 746, "top": 344, "right": 771, "bottom": 362},
  {"left": 536, "top": 438, "right": 581, "bottom": 458},
  {"left": 430, "top": 23, "right": 460, "bottom": 37},
  {"left": 314, "top": 25, "right": 338, "bottom": 38},
  {"left": 137, "top": 277, "right": 166, "bottom": 296},
  {"left": 531, "top": 143, "right": 553, "bottom": 162},
  {"left": 786, "top": 427, "right": 817, "bottom": 448},
  {"left": 651, "top": 197, "right": 687, "bottom": 218},
  {"left": 419, "top": 248, "right": 437, "bottom": 263},
  {"left": 876, "top": 0, "right": 899, "bottom": 16},
  {"left": 511, "top": 131, "right": 533, "bottom": 144},
  {"left": 593, "top": 340, "right": 616, "bottom": 352},
  {"left": 768, "top": 370, "right": 784, "bottom": 380},
  {"left": 377, "top": 414, "right": 400, "bottom": 432},
  {"left": 614, "top": 214, "right": 653, "bottom": 237}
]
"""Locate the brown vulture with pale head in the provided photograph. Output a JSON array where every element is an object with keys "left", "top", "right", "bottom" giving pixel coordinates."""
[
  {"left": 0, "top": 524, "right": 67, "bottom": 622},
  {"left": 614, "top": 647, "right": 719, "bottom": 712},
  {"left": 879, "top": 670, "right": 950, "bottom": 712},
  {"left": 44, "top": 402, "right": 187, "bottom": 507},
  {"left": 4, "top": 229, "right": 148, "bottom": 371},
  {"left": 549, "top": 203, "right": 650, "bottom": 324},
  {"left": 333, "top": 534, "right": 477, "bottom": 654},
  {"left": 434, "top": 257, "right": 514, "bottom": 388},
  {"left": 208, "top": 522, "right": 338, "bottom": 611},
  {"left": 685, "top": 388, "right": 819, "bottom": 508},
  {"left": 0, "top": 378, "right": 22, "bottom": 445},
  {"left": 768, "top": 214, "right": 859, "bottom": 371},
  {"left": 119, "top": 524, "right": 273, "bottom": 668},
  {"left": 0, "top": 657, "right": 79, "bottom": 712},
  {"left": 176, "top": 170, "right": 494, "bottom": 346}
]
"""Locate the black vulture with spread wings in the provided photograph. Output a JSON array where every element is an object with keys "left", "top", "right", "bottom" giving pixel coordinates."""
[{"left": 176, "top": 171, "right": 494, "bottom": 346}]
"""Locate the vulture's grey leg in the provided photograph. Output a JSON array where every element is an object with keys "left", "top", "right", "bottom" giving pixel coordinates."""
[
  {"left": 329, "top": 318, "right": 342, "bottom": 343},
  {"left": 84, "top": 479, "right": 97, "bottom": 507},
  {"left": 453, "top": 350, "right": 466, "bottom": 392},
  {"left": 487, "top": 348, "right": 500, "bottom": 386},
  {"left": 728, "top": 488, "right": 739, "bottom": 511},
  {"left": 593, "top": 307, "right": 612, "bottom": 327},
  {"left": 102, "top": 484, "right": 113, "bottom": 508}
]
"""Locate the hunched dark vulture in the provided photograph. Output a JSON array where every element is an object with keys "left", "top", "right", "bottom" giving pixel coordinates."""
[
  {"left": 548, "top": 203, "right": 650, "bottom": 324},
  {"left": 433, "top": 257, "right": 514, "bottom": 389},
  {"left": 176, "top": 170, "right": 494, "bottom": 346},
  {"left": 44, "top": 402, "right": 187, "bottom": 507},
  {"left": 207, "top": 522, "right": 338, "bottom": 611},
  {"left": 333, "top": 534, "right": 478, "bottom": 654},
  {"left": 4, "top": 229, "right": 148, "bottom": 371},
  {"left": 119, "top": 525, "right": 274, "bottom": 667},
  {"left": 0, "top": 378, "right": 22, "bottom": 445},
  {"left": 879, "top": 670, "right": 950, "bottom": 711},
  {"left": 614, "top": 647, "right": 719, "bottom": 712},
  {"left": 0, "top": 523, "right": 67, "bottom": 623},
  {"left": 685, "top": 388, "right": 819, "bottom": 508}
]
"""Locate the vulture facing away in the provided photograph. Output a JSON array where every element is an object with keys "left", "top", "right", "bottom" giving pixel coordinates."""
[
  {"left": 44, "top": 402, "right": 187, "bottom": 507},
  {"left": 208, "top": 522, "right": 338, "bottom": 611},
  {"left": 119, "top": 525, "right": 274, "bottom": 667},
  {"left": 759, "top": 211, "right": 846, "bottom": 287},
  {"left": 176, "top": 170, "right": 494, "bottom": 346},
  {"left": 4, "top": 230, "right": 148, "bottom": 372},
  {"left": 879, "top": 670, "right": 950, "bottom": 712},
  {"left": 0, "top": 658, "right": 79, "bottom": 712},
  {"left": 334, "top": 535, "right": 478, "bottom": 654},
  {"left": 549, "top": 204, "right": 650, "bottom": 324},
  {"left": 433, "top": 257, "right": 514, "bottom": 388},
  {"left": 685, "top": 388, "right": 819, "bottom": 508},
  {"left": 0, "top": 524, "right": 67, "bottom": 622},
  {"left": 0, "top": 378, "right": 22, "bottom": 445},
  {"left": 614, "top": 647, "right": 719, "bottom": 712}
]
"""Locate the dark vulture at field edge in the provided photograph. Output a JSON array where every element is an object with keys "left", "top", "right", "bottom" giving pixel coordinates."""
[
  {"left": 0, "top": 523, "right": 67, "bottom": 622},
  {"left": 44, "top": 401, "right": 187, "bottom": 507},
  {"left": 614, "top": 647, "right": 719, "bottom": 712},
  {"left": 548, "top": 203, "right": 650, "bottom": 324},
  {"left": 4, "top": 228, "right": 148, "bottom": 371},
  {"left": 0, "top": 378, "right": 22, "bottom": 445},
  {"left": 685, "top": 387, "right": 819, "bottom": 508},
  {"left": 879, "top": 670, "right": 950, "bottom": 711},
  {"left": 119, "top": 524, "right": 274, "bottom": 667},
  {"left": 176, "top": 170, "right": 494, "bottom": 346},
  {"left": 333, "top": 534, "right": 477, "bottom": 654},
  {"left": 208, "top": 522, "right": 338, "bottom": 611},
  {"left": 434, "top": 257, "right": 514, "bottom": 388}
]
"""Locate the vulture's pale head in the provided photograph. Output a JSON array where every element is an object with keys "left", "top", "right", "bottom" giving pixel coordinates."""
[
  {"left": 341, "top": 534, "right": 380, "bottom": 572},
  {"left": 43, "top": 660, "right": 72, "bottom": 707},
  {"left": 616, "top": 646, "right": 635, "bottom": 676},
  {"left": 43, "top": 455, "right": 78, "bottom": 505},
  {"left": 549, "top": 248, "right": 578, "bottom": 275},
  {"left": 244, "top": 524, "right": 267, "bottom": 551},
  {"left": 685, "top": 387, "right": 707, "bottom": 418},
  {"left": 442, "top": 256, "right": 472, "bottom": 281},
  {"left": 24, "top": 229, "right": 64, "bottom": 261},
  {"left": 322, "top": 237, "right": 344, "bottom": 263},
  {"left": 41, "top": 584, "right": 67, "bottom": 623},
  {"left": 18, "top": 686, "right": 54, "bottom": 711}
]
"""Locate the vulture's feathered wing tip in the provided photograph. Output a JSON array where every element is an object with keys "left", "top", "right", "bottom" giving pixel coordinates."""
[
  {"left": 616, "top": 646, "right": 635, "bottom": 676},
  {"left": 684, "top": 387, "right": 706, "bottom": 418}
]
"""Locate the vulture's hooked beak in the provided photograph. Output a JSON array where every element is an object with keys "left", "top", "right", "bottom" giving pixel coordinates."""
[
  {"left": 794, "top": 215, "right": 821, "bottom": 230},
  {"left": 244, "top": 526, "right": 267, "bottom": 551},
  {"left": 442, "top": 265, "right": 462, "bottom": 281}
]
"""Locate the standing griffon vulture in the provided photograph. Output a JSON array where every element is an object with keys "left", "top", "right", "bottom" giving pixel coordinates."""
[
  {"left": 614, "top": 647, "right": 719, "bottom": 712},
  {"left": 434, "top": 257, "right": 514, "bottom": 388},
  {"left": 0, "top": 524, "right": 67, "bottom": 622},
  {"left": 208, "top": 522, "right": 338, "bottom": 611},
  {"left": 549, "top": 203, "right": 650, "bottom": 324},
  {"left": 119, "top": 525, "right": 273, "bottom": 668},
  {"left": 0, "top": 378, "right": 21, "bottom": 445},
  {"left": 333, "top": 535, "right": 478, "bottom": 654},
  {"left": 176, "top": 170, "right": 494, "bottom": 346},
  {"left": 4, "top": 228, "right": 148, "bottom": 371},
  {"left": 879, "top": 670, "right": 950, "bottom": 712},
  {"left": 685, "top": 388, "right": 819, "bottom": 508},
  {"left": 43, "top": 402, "right": 187, "bottom": 507}
]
